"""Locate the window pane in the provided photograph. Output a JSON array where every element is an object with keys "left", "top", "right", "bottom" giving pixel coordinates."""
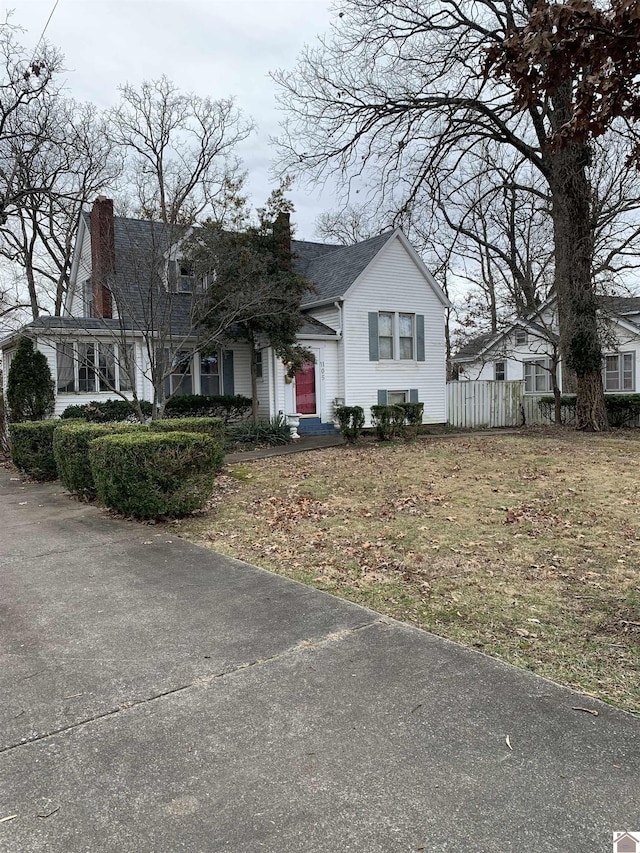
[
  {"left": 495, "top": 361, "right": 505, "bottom": 381},
  {"left": 57, "top": 344, "right": 75, "bottom": 393},
  {"left": 399, "top": 337, "right": 413, "bottom": 360},
  {"left": 399, "top": 314, "right": 413, "bottom": 337},
  {"left": 605, "top": 355, "right": 620, "bottom": 391},
  {"left": 378, "top": 313, "right": 393, "bottom": 336},
  {"left": 623, "top": 353, "right": 634, "bottom": 390},
  {"left": 200, "top": 354, "right": 219, "bottom": 395},
  {"left": 379, "top": 337, "right": 393, "bottom": 360},
  {"left": 170, "top": 350, "right": 192, "bottom": 396},
  {"left": 97, "top": 344, "right": 115, "bottom": 392},
  {"left": 524, "top": 362, "right": 533, "bottom": 393},
  {"left": 387, "top": 391, "right": 407, "bottom": 405},
  {"left": 78, "top": 343, "right": 96, "bottom": 393},
  {"left": 255, "top": 350, "right": 263, "bottom": 379}
]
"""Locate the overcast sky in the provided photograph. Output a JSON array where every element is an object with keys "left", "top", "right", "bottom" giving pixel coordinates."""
[{"left": 13, "top": 0, "right": 339, "bottom": 240}]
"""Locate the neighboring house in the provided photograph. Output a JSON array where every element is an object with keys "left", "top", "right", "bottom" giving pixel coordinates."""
[
  {"left": 1, "top": 197, "right": 449, "bottom": 433},
  {"left": 452, "top": 297, "right": 640, "bottom": 396}
]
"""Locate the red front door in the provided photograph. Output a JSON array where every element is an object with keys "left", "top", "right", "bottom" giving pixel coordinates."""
[{"left": 295, "top": 361, "right": 316, "bottom": 414}]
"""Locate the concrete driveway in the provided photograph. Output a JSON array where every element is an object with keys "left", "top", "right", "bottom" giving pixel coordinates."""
[{"left": 1, "top": 466, "right": 638, "bottom": 852}]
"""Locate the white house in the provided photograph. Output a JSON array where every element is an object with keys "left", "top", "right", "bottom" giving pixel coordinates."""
[
  {"left": 1, "top": 198, "right": 450, "bottom": 433},
  {"left": 452, "top": 298, "right": 640, "bottom": 396}
]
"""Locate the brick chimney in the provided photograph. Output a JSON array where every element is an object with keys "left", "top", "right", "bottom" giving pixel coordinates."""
[
  {"left": 273, "top": 211, "right": 292, "bottom": 271},
  {"left": 90, "top": 196, "right": 114, "bottom": 319}
]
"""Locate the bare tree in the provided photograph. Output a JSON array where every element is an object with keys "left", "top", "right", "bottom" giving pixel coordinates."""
[
  {"left": 109, "top": 76, "right": 254, "bottom": 226},
  {"left": 0, "top": 99, "right": 121, "bottom": 320},
  {"left": 272, "top": 0, "right": 623, "bottom": 429},
  {"left": 0, "top": 20, "right": 63, "bottom": 223},
  {"left": 315, "top": 204, "right": 385, "bottom": 244}
]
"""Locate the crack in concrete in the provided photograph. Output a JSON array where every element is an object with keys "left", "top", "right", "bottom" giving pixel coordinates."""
[{"left": 0, "top": 618, "right": 382, "bottom": 756}]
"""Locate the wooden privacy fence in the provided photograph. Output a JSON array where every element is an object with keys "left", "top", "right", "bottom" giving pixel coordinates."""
[{"left": 447, "top": 380, "right": 551, "bottom": 428}]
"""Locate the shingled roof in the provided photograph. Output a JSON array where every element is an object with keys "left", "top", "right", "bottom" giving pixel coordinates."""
[
  {"left": 293, "top": 231, "right": 395, "bottom": 307},
  {"left": 70, "top": 214, "right": 394, "bottom": 334}
]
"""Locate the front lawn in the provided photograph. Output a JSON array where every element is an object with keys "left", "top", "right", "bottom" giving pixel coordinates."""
[{"left": 177, "top": 431, "right": 640, "bottom": 714}]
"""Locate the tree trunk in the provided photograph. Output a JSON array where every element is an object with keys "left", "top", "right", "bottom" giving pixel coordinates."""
[
  {"left": 551, "top": 358, "right": 562, "bottom": 424},
  {"left": 250, "top": 348, "right": 259, "bottom": 424},
  {"left": 546, "top": 83, "right": 608, "bottom": 431},
  {"left": 575, "top": 370, "right": 608, "bottom": 432}
]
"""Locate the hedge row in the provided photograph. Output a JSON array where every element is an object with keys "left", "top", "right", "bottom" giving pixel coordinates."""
[
  {"left": 10, "top": 417, "right": 225, "bottom": 517},
  {"left": 537, "top": 393, "right": 640, "bottom": 427},
  {"left": 60, "top": 394, "right": 252, "bottom": 424},
  {"left": 8, "top": 421, "right": 59, "bottom": 481},
  {"left": 90, "top": 432, "right": 223, "bottom": 519},
  {"left": 54, "top": 421, "right": 148, "bottom": 498}
]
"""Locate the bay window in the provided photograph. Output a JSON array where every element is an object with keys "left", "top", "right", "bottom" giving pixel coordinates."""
[{"left": 56, "top": 342, "right": 134, "bottom": 394}]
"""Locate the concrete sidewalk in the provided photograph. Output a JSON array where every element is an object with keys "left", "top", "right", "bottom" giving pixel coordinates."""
[{"left": 0, "top": 467, "right": 638, "bottom": 853}]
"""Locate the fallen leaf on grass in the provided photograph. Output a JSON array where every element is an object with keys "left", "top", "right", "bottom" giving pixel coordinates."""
[
  {"left": 505, "top": 735, "right": 512, "bottom": 751},
  {"left": 572, "top": 707, "right": 599, "bottom": 716}
]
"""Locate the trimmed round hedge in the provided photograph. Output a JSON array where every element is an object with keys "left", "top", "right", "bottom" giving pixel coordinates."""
[
  {"left": 9, "top": 420, "right": 58, "bottom": 480},
  {"left": 54, "top": 421, "right": 149, "bottom": 499},
  {"left": 150, "top": 416, "right": 224, "bottom": 443},
  {"left": 89, "top": 431, "right": 224, "bottom": 518}
]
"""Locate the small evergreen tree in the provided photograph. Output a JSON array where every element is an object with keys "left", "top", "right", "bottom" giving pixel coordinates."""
[{"left": 7, "top": 337, "right": 55, "bottom": 422}]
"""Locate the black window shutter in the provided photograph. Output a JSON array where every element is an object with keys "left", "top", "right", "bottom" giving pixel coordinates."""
[
  {"left": 222, "top": 350, "right": 234, "bottom": 395},
  {"left": 377, "top": 390, "right": 388, "bottom": 405},
  {"left": 409, "top": 389, "right": 419, "bottom": 403},
  {"left": 368, "top": 313, "right": 379, "bottom": 361},
  {"left": 416, "top": 315, "right": 425, "bottom": 361}
]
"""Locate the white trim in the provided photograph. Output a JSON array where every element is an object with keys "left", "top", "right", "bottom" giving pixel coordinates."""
[{"left": 64, "top": 214, "right": 88, "bottom": 315}]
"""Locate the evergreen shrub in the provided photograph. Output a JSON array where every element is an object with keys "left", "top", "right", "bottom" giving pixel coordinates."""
[
  {"left": 164, "top": 394, "right": 251, "bottom": 423},
  {"left": 54, "top": 421, "right": 148, "bottom": 498},
  {"left": 7, "top": 337, "right": 54, "bottom": 422},
  {"left": 370, "top": 404, "right": 406, "bottom": 440},
  {"left": 9, "top": 421, "right": 58, "bottom": 480},
  {"left": 334, "top": 406, "right": 365, "bottom": 443},
  {"left": 150, "top": 416, "right": 225, "bottom": 443},
  {"left": 61, "top": 399, "right": 152, "bottom": 422},
  {"left": 89, "top": 431, "right": 223, "bottom": 518},
  {"left": 603, "top": 394, "right": 640, "bottom": 427}
]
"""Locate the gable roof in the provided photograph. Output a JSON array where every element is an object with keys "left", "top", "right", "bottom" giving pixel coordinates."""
[
  {"left": 66, "top": 214, "right": 444, "bottom": 337},
  {"left": 293, "top": 231, "right": 396, "bottom": 307}
]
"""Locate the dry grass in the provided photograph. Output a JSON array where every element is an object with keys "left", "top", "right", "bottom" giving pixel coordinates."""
[{"left": 177, "top": 430, "right": 640, "bottom": 714}]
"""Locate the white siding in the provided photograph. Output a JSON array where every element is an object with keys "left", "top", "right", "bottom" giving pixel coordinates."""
[
  {"left": 255, "top": 346, "right": 273, "bottom": 420},
  {"left": 342, "top": 236, "right": 446, "bottom": 425},
  {"left": 229, "top": 343, "right": 252, "bottom": 398},
  {"left": 306, "top": 304, "right": 340, "bottom": 331},
  {"left": 68, "top": 223, "right": 92, "bottom": 317},
  {"left": 461, "top": 318, "right": 640, "bottom": 394}
]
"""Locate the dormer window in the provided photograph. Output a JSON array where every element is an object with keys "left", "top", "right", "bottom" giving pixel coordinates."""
[
  {"left": 168, "top": 258, "right": 207, "bottom": 293},
  {"left": 178, "top": 260, "right": 196, "bottom": 293},
  {"left": 515, "top": 327, "right": 528, "bottom": 345}
]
